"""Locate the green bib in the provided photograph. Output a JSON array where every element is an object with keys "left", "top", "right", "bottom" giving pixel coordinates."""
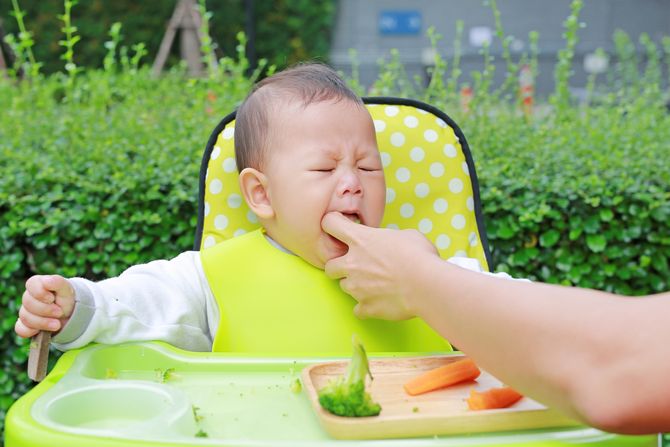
[{"left": 200, "top": 229, "right": 451, "bottom": 355}]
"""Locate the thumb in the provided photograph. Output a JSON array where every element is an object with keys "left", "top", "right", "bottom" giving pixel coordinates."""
[
  {"left": 42, "top": 275, "right": 74, "bottom": 298},
  {"left": 321, "top": 212, "right": 361, "bottom": 245},
  {"left": 353, "top": 303, "right": 368, "bottom": 320}
]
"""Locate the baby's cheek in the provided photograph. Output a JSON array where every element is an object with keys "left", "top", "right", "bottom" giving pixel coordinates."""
[
  {"left": 369, "top": 185, "right": 387, "bottom": 227},
  {"left": 369, "top": 203, "right": 386, "bottom": 228}
]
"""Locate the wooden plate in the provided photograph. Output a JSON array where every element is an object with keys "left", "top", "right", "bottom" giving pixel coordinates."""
[{"left": 301, "top": 354, "right": 579, "bottom": 440}]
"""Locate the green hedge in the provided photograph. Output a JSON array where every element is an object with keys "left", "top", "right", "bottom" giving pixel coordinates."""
[
  {"left": 473, "top": 104, "right": 670, "bottom": 294},
  {"left": 2, "top": 0, "right": 670, "bottom": 439}
]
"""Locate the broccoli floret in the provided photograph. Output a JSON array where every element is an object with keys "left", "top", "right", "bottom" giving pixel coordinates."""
[
  {"left": 195, "top": 429, "right": 208, "bottom": 438},
  {"left": 317, "top": 335, "right": 381, "bottom": 417},
  {"left": 290, "top": 377, "right": 302, "bottom": 393}
]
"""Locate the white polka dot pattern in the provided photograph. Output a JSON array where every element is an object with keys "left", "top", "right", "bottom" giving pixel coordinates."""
[
  {"left": 451, "top": 214, "right": 466, "bottom": 230},
  {"left": 418, "top": 218, "right": 433, "bottom": 234},
  {"left": 204, "top": 235, "right": 216, "bottom": 249},
  {"left": 404, "top": 116, "right": 419, "bottom": 128},
  {"left": 200, "top": 124, "right": 261, "bottom": 243},
  {"left": 424, "top": 129, "right": 438, "bottom": 143},
  {"left": 449, "top": 178, "right": 464, "bottom": 193},
  {"left": 410, "top": 147, "right": 425, "bottom": 162},
  {"left": 222, "top": 157, "right": 236, "bottom": 173},
  {"left": 429, "top": 162, "right": 445, "bottom": 178},
  {"left": 395, "top": 167, "right": 411, "bottom": 183},
  {"left": 466, "top": 196, "right": 474, "bottom": 211},
  {"left": 385, "top": 106, "right": 399, "bottom": 117},
  {"left": 222, "top": 127, "right": 234, "bottom": 140},
  {"left": 214, "top": 214, "right": 229, "bottom": 230},
  {"left": 246, "top": 210, "right": 258, "bottom": 224},
  {"left": 433, "top": 198, "right": 448, "bottom": 214},
  {"left": 200, "top": 104, "right": 488, "bottom": 270},
  {"left": 386, "top": 187, "right": 396, "bottom": 204},
  {"left": 368, "top": 104, "right": 486, "bottom": 266},
  {"left": 209, "top": 179, "right": 222, "bottom": 195},
  {"left": 400, "top": 203, "right": 415, "bottom": 218},
  {"left": 390, "top": 132, "right": 405, "bottom": 147},
  {"left": 415, "top": 183, "right": 429, "bottom": 198},
  {"left": 380, "top": 152, "right": 391, "bottom": 167},
  {"left": 444, "top": 144, "right": 457, "bottom": 158},
  {"left": 211, "top": 146, "right": 221, "bottom": 160},
  {"left": 436, "top": 234, "right": 451, "bottom": 250},
  {"left": 227, "top": 193, "right": 242, "bottom": 209}
]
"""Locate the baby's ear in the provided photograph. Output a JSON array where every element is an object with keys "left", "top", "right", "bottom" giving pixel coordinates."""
[{"left": 238, "top": 168, "right": 274, "bottom": 219}]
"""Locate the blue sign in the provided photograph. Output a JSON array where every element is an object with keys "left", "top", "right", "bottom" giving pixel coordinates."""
[{"left": 378, "top": 10, "right": 422, "bottom": 36}]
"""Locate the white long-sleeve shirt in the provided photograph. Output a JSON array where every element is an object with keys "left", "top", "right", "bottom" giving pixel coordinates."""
[
  {"left": 53, "top": 250, "right": 524, "bottom": 352},
  {"left": 53, "top": 251, "right": 219, "bottom": 352}
]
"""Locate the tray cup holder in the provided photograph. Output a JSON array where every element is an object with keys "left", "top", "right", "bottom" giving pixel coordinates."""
[{"left": 40, "top": 382, "right": 196, "bottom": 437}]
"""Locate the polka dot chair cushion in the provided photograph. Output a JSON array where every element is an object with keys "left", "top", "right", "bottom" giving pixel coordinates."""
[{"left": 195, "top": 97, "right": 491, "bottom": 271}]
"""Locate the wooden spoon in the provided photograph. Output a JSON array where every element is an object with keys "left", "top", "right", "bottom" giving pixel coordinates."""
[{"left": 27, "top": 331, "right": 51, "bottom": 381}]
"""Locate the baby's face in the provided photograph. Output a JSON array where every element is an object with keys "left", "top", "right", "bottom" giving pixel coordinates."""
[{"left": 262, "top": 99, "right": 385, "bottom": 268}]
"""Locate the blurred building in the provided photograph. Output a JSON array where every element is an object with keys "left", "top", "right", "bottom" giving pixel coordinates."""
[{"left": 329, "top": 0, "right": 670, "bottom": 97}]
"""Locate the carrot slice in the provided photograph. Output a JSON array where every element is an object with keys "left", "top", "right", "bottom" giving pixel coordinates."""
[
  {"left": 466, "top": 386, "right": 523, "bottom": 410},
  {"left": 404, "top": 358, "right": 481, "bottom": 396}
]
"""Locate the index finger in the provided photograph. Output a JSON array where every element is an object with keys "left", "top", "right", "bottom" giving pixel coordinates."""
[
  {"left": 321, "top": 212, "right": 362, "bottom": 245},
  {"left": 25, "top": 276, "right": 56, "bottom": 305}
]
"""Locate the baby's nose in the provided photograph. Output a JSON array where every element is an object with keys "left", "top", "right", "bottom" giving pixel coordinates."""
[{"left": 337, "top": 170, "right": 363, "bottom": 196}]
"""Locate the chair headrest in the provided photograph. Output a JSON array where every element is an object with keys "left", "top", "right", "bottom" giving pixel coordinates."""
[{"left": 196, "top": 98, "right": 490, "bottom": 270}]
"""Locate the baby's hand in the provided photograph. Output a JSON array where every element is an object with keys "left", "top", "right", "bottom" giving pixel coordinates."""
[{"left": 15, "top": 275, "right": 76, "bottom": 338}]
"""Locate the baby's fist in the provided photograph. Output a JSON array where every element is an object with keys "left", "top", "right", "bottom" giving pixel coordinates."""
[{"left": 15, "top": 275, "right": 76, "bottom": 338}]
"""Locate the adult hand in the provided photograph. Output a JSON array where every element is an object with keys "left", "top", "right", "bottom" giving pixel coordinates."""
[
  {"left": 15, "top": 275, "right": 75, "bottom": 338},
  {"left": 322, "top": 211, "right": 439, "bottom": 320}
]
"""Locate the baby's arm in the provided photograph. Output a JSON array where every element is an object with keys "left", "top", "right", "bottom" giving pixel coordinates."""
[{"left": 16, "top": 251, "right": 218, "bottom": 352}]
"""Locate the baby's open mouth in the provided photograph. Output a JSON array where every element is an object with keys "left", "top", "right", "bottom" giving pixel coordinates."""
[{"left": 341, "top": 212, "right": 362, "bottom": 224}]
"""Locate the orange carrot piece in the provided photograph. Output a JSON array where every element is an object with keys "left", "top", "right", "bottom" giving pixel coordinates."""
[
  {"left": 404, "top": 358, "right": 481, "bottom": 396},
  {"left": 466, "top": 386, "right": 523, "bottom": 410}
]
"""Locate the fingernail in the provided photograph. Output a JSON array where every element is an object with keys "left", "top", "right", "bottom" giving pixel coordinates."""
[
  {"left": 52, "top": 307, "right": 63, "bottom": 318},
  {"left": 48, "top": 320, "right": 60, "bottom": 331}
]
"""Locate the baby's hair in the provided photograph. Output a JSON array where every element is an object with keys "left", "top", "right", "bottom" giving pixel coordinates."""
[{"left": 234, "top": 62, "right": 363, "bottom": 171}]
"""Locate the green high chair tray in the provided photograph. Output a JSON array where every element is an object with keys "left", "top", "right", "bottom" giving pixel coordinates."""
[{"left": 5, "top": 342, "right": 657, "bottom": 446}]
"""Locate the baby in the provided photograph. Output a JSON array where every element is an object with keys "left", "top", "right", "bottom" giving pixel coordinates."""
[{"left": 15, "top": 63, "right": 451, "bottom": 355}]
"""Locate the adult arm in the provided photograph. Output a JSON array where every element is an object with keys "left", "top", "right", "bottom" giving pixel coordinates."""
[{"left": 322, "top": 212, "right": 670, "bottom": 434}]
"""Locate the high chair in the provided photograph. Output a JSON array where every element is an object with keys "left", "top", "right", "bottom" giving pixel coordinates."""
[{"left": 195, "top": 97, "right": 492, "bottom": 269}]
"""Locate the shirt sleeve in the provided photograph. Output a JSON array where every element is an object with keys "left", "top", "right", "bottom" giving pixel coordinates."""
[
  {"left": 52, "top": 251, "right": 219, "bottom": 352},
  {"left": 446, "top": 257, "right": 531, "bottom": 282}
]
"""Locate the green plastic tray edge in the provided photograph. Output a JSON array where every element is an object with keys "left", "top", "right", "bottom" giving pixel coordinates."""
[{"left": 5, "top": 343, "right": 660, "bottom": 447}]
